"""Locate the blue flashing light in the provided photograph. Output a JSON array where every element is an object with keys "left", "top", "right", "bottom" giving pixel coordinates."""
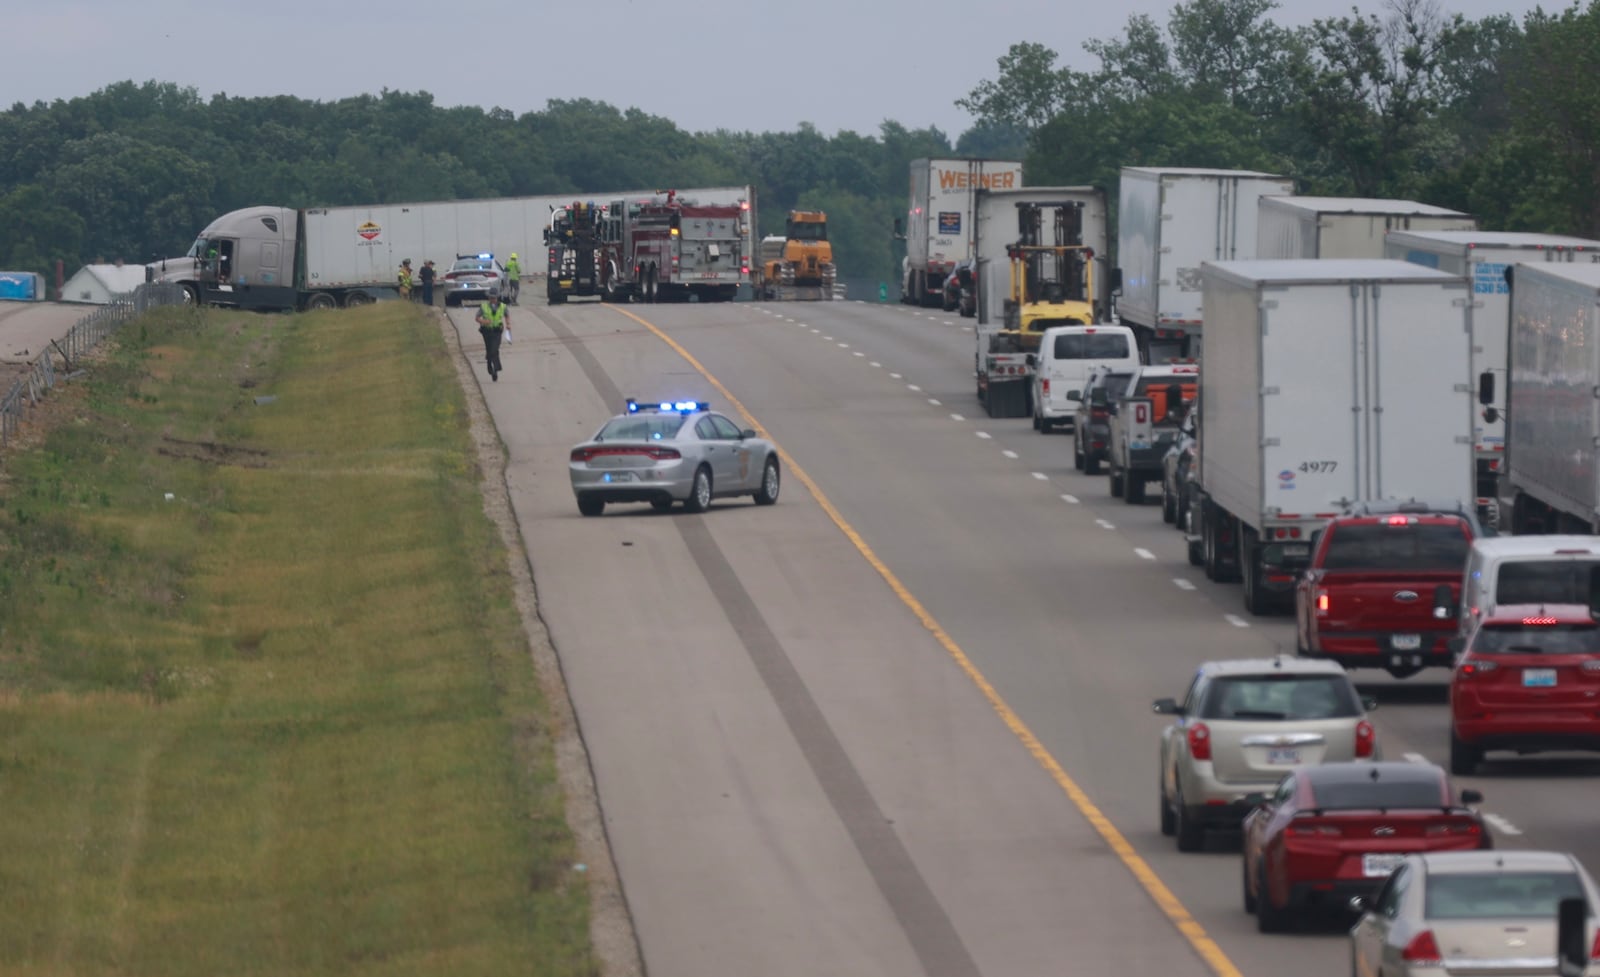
[
  {"left": 625, "top": 397, "right": 708, "bottom": 415},
  {"left": 477, "top": 252, "right": 493, "bottom": 260}
]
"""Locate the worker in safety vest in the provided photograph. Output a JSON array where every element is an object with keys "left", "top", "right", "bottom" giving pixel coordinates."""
[
  {"left": 504, "top": 253, "right": 521, "bottom": 304},
  {"left": 397, "top": 259, "right": 414, "bottom": 300},
  {"left": 474, "top": 288, "right": 508, "bottom": 380}
]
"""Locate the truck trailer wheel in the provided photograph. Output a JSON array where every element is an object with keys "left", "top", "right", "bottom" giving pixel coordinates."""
[{"left": 306, "top": 292, "right": 337, "bottom": 311}]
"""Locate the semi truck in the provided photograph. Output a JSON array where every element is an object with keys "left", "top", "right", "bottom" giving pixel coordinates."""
[
  {"left": 1257, "top": 196, "right": 1476, "bottom": 259},
  {"left": 1385, "top": 230, "right": 1600, "bottom": 527},
  {"left": 146, "top": 186, "right": 757, "bottom": 311},
  {"left": 1498, "top": 263, "right": 1600, "bottom": 534},
  {"left": 1189, "top": 260, "right": 1476, "bottom": 615},
  {"left": 609, "top": 190, "right": 750, "bottom": 303},
  {"left": 1115, "top": 167, "right": 1295, "bottom": 362},
  {"left": 897, "top": 158, "right": 1024, "bottom": 308},
  {"left": 755, "top": 210, "right": 835, "bottom": 301}
]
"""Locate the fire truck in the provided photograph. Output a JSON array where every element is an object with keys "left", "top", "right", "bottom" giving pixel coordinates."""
[
  {"left": 544, "top": 200, "right": 623, "bottom": 304},
  {"left": 610, "top": 190, "right": 750, "bottom": 302}
]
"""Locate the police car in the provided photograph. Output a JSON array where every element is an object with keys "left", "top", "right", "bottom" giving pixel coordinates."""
[
  {"left": 568, "top": 399, "right": 782, "bottom": 516},
  {"left": 443, "top": 252, "right": 506, "bottom": 307}
]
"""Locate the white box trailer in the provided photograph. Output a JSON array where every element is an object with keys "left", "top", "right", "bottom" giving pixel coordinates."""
[
  {"left": 971, "top": 186, "right": 1110, "bottom": 326},
  {"left": 1501, "top": 262, "right": 1600, "bottom": 534},
  {"left": 1116, "top": 167, "right": 1295, "bottom": 361},
  {"left": 1258, "top": 196, "right": 1475, "bottom": 260},
  {"left": 1384, "top": 229, "right": 1600, "bottom": 524},
  {"left": 900, "top": 158, "right": 1023, "bottom": 308},
  {"left": 1192, "top": 259, "right": 1475, "bottom": 614}
]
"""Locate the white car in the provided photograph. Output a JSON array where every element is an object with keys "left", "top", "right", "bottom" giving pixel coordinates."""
[
  {"left": 1155, "top": 656, "right": 1378, "bottom": 852},
  {"left": 1350, "top": 850, "right": 1600, "bottom": 977}
]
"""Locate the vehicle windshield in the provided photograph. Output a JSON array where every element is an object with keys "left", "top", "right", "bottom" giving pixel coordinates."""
[
  {"left": 185, "top": 237, "right": 208, "bottom": 258},
  {"left": 1200, "top": 675, "right": 1362, "bottom": 721},
  {"left": 1308, "top": 777, "right": 1442, "bottom": 810},
  {"left": 1052, "top": 333, "right": 1130, "bottom": 359},
  {"left": 595, "top": 416, "right": 687, "bottom": 442},
  {"left": 452, "top": 259, "right": 494, "bottom": 273},
  {"left": 1425, "top": 871, "right": 1586, "bottom": 920},
  {"left": 1097, "top": 374, "right": 1134, "bottom": 401},
  {"left": 1319, "top": 522, "right": 1471, "bottom": 571},
  {"left": 1497, "top": 560, "right": 1600, "bottom": 605},
  {"left": 787, "top": 221, "right": 827, "bottom": 242},
  {"left": 1474, "top": 623, "right": 1600, "bottom": 654}
]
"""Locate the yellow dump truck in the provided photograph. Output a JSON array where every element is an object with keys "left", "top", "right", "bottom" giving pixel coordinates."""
[{"left": 757, "top": 210, "right": 836, "bottom": 300}]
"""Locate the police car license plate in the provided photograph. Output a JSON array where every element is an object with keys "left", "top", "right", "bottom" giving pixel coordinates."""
[
  {"left": 601, "top": 472, "right": 635, "bottom": 483},
  {"left": 1362, "top": 854, "right": 1404, "bottom": 878}
]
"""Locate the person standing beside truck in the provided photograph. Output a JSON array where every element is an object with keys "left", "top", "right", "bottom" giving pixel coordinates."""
[
  {"left": 418, "top": 259, "right": 436, "bottom": 306},
  {"left": 475, "top": 288, "right": 508, "bottom": 381},
  {"left": 504, "top": 252, "right": 521, "bottom": 304},
  {"left": 397, "top": 259, "right": 414, "bottom": 301}
]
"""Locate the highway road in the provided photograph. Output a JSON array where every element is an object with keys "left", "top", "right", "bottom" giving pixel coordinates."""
[{"left": 446, "top": 296, "right": 1600, "bottom": 977}]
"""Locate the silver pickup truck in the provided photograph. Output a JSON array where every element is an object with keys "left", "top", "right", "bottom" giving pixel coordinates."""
[{"left": 1106, "top": 362, "right": 1199, "bottom": 504}]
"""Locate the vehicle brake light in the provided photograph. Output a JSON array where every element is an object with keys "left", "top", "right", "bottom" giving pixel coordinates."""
[
  {"left": 1316, "top": 591, "right": 1330, "bottom": 615},
  {"left": 1425, "top": 820, "right": 1481, "bottom": 837},
  {"left": 1522, "top": 617, "right": 1557, "bottom": 625},
  {"left": 1042, "top": 379, "right": 1051, "bottom": 395},
  {"left": 1186, "top": 723, "right": 1211, "bottom": 761},
  {"left": 1355, "top": 720, "right": 1375, "bottom": 758},
  {"left": 1385, "top": 515, "right": 1415, "bottom": 526},
  {"left": 1402, "top": 930, "right": 1442, "bottom": 966},
  {"left": 1459, "top": 659, "right": 1499, "bottom": 676}
]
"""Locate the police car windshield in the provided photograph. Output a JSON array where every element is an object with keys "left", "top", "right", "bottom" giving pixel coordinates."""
[{"left": 597, "top": 416, "right": 687, "bottom": 442}]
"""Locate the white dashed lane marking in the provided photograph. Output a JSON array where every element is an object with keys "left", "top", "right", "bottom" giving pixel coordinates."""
[
  {"left": 1032, "top": 472, "right": 1049, "bottom": 481},
  {"left": 1173, "top": 578, "right": 1196, "bottom": 591},
  {"left": 1483, "top": 813, "right": 1523, "bottom": 836},
  {"left": 976, "top": 432, "right": 992, "bottom": 440},
  {"left": 890, "top": 373, "right": 903, "bottom": 379},
  {"left": 870, "top": 362, "right": 882, "bottom": 368},
  {"left": 1135, "top": 548, "right": 1156, "bottom": 561},
  {"left": 908, "top": 384, "right": 922, "bottom": 392},
  {"left": 928, "top": 398, "right": 942, "bottom": 406},
  {"left": 1095, "top": 519, "right": 1115, "bottom": 530},
  {"left": 1403, "top": 753, "right": 1429, "bottom": 765},
  {"left": 950, "top": 413, "right": 966, "bottom": 422},
  {"left": 1001, "top": 450, "right": 1018, "bottom": 459},
  {"left": 853, "top": 352, "right": 865, "bottom": 357},
  {"left": 1224, "top": 614, "right": 1251, "bottom": 629},
  {"left": 1061, "top": 494, "right": 1079, "bottom": 504}
]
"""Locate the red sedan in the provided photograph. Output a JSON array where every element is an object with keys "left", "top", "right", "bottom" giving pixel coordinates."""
[
  {"left": 1449, "top": 603, "right": 1600, "bottom": 775},
  {"left": 1241, "top": 762, "right": 1488, "bottom": 933}
]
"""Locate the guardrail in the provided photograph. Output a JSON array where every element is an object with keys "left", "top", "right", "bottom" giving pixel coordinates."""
[{"left": 0, "top": 284, "right": 189, "bottom": 453}]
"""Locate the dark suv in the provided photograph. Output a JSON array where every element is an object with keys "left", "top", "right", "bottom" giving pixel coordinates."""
[{"left": 1071, "top": 366, "right": 1134, "bottom": 475}]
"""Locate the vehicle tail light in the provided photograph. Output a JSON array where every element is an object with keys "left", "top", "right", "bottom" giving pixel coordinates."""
[
  {"left": 1459, "top": 659, "right": 1499, "bottom": 677},
  {"left": 570, "top": 447, "right": 589, "bottom": 462},
  {"left": 1402, "top": 930, "right": 1442, "bottom": 966},
  {"left": 571, "top": 446, "right": 681, "bottom": 462},
  {"left": 1288, "top": 817, "right": 1341, "bottom": 837},
  {"left": 1590, "top": 929, "right": 1600, "bottom": 960},
  {"left": 1091, "top": 408, "right": 1108, "bottom": 420},
  {"left": 1316, "top": 590, "right": 1330, "bottom": 615},
  {"left": 1186, "top": 722, "right": 1211, "bottom": 761},
  {"left": 1425, "top": 820, "right": 1482, "bottom": 838},
  {"left": 1042, "top": 379, "right": 1050, "bottom": 395},
  {"left": 1355, "top": 720, "right": 1375, "bottom": 758},
  {"left": 645, "top": 447, "right": 681, "bottom": 460}
]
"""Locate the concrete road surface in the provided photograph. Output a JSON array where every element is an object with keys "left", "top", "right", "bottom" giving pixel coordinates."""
[
  {"left": 0, "top": 302, "right": 93, "bottom": 363},
  {"left": 445, "top": 295, "right": 1600, "bottom": 977}
]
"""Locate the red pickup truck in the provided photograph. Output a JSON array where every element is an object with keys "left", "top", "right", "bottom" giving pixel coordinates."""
[{"left": 1295, "top": 503, "right": 1478, "bottom": 679}]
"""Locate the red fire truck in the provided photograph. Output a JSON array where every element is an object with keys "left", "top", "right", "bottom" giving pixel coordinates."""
[{"left": 611, "top": 190, "right": 750, "bottom": 303}]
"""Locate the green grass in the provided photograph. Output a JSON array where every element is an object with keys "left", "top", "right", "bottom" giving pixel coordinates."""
[{"left": 0, "top": 304, "right": 594, "bottom": 975}]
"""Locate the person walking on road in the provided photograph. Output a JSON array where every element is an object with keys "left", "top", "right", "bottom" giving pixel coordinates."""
[
  {"left": 475, "top": 288, "right": 508, "bottom": 381},
  {"left": 504, "top": 252, "right": 521, "bottom": 305},
  {"left": 397, "top": 259, "right": 414, "bottom": 301},
  {"left": 419, "top": 259, "right": 437, "bottom": 306}
]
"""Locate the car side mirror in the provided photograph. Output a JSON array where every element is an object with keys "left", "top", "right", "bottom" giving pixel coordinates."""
[
  {"left": 1347, "top": 895, "right": 1368, "bottom": 914},
  {"left": 1478, "top": 371, "right": 1495, "bottom": 406},
  {"left": 1151, "top": 697, "right": 1182, "bottom": 715},
  {"left": 1362, "top": 697, "right": 1379, "bottom": 713},
  {"left": 1460, "top": 788, "right": 1484, "bottom": 805},
  {"left": 1066, "top": 390, "right": 1082, "bottom": 402},
  {"left": 740, "top": 429, "right": 756, "bottom": 440}
]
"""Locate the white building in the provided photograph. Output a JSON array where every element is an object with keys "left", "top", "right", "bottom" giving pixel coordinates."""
[{"left": 61, "top": 262, "right": 148, "bottom": 304}]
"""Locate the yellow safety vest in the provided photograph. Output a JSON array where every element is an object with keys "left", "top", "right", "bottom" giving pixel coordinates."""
[
  {"left": 505, "top": 257, "right": 520, "bottom": 279},
  {"left": 479, "top": 302, "right": 506, "bottom": 329},
  {"left": 398, "top": 267, "right": 413, "bottom": 287}
]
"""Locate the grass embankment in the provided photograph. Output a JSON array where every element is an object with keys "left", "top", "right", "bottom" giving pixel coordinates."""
[{"left": 0, "top": 305, "right": 594, "bottom": 975}]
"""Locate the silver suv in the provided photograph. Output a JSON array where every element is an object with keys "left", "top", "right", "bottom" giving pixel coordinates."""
[{"left": 1154, "top": 657, "right": 1379, "bottom": 851}]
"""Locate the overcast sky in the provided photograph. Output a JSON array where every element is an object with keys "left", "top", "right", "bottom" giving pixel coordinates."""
[{"left": 3, "top": 0, "right": 1562, "bottom": 140}]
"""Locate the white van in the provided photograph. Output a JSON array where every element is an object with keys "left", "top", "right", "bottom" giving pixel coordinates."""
[
  {"left": 1459, "top": 535, "right": 1600, "bottom": 636},
  {"left": 1031, "top": 324, "right": 1140, "bottom": 432}
]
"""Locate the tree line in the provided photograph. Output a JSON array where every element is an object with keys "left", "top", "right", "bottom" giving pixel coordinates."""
[{"left": 2, "top": 0, "right": 1598, "bottom": 297}]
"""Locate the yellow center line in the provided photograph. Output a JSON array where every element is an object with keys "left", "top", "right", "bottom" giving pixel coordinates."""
[{"left": 606, "top": 304, "right": 1246, "bottom": 977}]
